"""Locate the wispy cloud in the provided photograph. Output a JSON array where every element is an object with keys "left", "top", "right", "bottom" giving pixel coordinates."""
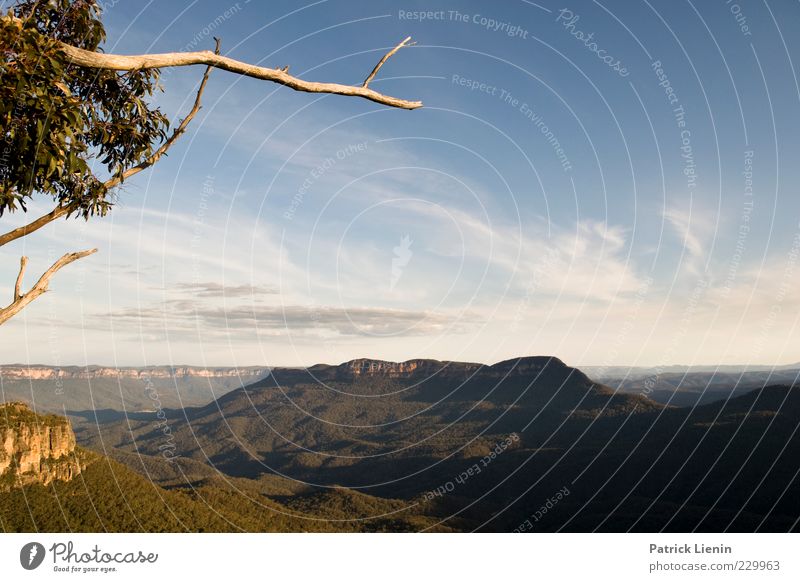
[
  {"left": 97, "top": 302, "right": 476, "bottom": 339},
  {"left": 172, "top": 282, "right": 278, "bottom": 298},
  {"left": 663, "top": 204, "right": 714, "bottom": 273}
]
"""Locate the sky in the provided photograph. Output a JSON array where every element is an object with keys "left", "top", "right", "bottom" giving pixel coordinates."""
[{"left": 1, "top": 0, "right": 799, "bottom": 368}]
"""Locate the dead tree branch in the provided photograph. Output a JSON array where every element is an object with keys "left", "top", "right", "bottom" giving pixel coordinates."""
[
  {"left": 13, "top": 256, "right": 26, "bottom": 302},
  {"left": 0, "top": 204, "right": 72, "bottom": 249},
  {"left": 55, "top": 33, "right": 422, "bottom": 109},
  {"left": 103, "top": 37, "right": 221, "bottom": 190},
  {"left": 363, "top": 36, "right": 415, "bottom": 88},
  {"left": 0, "top": 249, "right": 97, "bottom": 325}
]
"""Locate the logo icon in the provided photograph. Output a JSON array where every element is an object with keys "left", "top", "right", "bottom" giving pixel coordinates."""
[
  {"left": 20, "top": 542, "right": 46, "bottom": 570},
  {"left": 391, "top": 234, "right": 413, "bottom": 290}
]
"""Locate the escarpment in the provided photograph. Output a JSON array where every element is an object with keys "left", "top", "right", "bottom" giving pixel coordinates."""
[{"left": 0, "top": 402, "right": 83, "bottom": 490}]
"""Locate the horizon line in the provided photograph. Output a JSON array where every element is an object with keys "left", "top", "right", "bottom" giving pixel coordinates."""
[{"left": 2, "top": 356, "right": 800, "bottom": 372}]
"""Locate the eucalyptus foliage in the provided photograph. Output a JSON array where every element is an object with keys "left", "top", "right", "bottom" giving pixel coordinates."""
[{"left": 0, "top": 0, "right": 169, "bottom": 218}]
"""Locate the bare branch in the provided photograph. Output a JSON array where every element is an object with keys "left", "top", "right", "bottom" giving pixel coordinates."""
[
  {"left": 104, "top": 37, "right": 221, "bottom": 190},
  {"left": 30, "top": 249, "right": 97, "bottom": 290},
  {"left": 13, "top": 256, "right": 27, "bottom": 302},
  {"left": 0, "top": 204, "right": 71, "bottom": 248},
  {"left": 55, "top": 34, "right": 422, "bottom": 109},
  {"left": 363, "top": 36, "right": 415, "bottom": 88},
  {"left": 0, "top": 249, "right": 97, "bottom": 326}
]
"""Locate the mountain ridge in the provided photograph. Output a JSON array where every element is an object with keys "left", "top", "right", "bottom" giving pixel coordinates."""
[
  {"left": 270, "top": 355, "right": 579, "bottom": 385},
  {"left": 5, "top": 360, "right": 800, "bottom": 532},
  {"left": 0, "top": 364, "right": 270, "bottom": 380}
]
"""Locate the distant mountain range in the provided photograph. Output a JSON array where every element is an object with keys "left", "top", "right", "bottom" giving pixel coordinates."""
[
  {"left": 34, "top": 355, "right": 795, "bottom": 533},
  {"left": 6, "top": 360, "right": 798, "bottom": 413},
  {"left": 594, "top": 368, "right": 800, "bottom": 407},
  {"left": 0, "top": 364, "right": 270, "bottom": 412},
  {"left": 0, "top": 364, "right": 271, "bottom": 380},
  {"left": 584, "top": 362, "right": 800, "bottom": 376}
]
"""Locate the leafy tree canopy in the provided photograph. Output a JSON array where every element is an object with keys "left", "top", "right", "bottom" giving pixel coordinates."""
[{"left": 0, "top": 0, "right": 169, "bottom": 219}]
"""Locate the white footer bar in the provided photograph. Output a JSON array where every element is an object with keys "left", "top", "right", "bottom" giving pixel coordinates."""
[{"left": 1, "top": 533, "right": 796, "bottom": 581}]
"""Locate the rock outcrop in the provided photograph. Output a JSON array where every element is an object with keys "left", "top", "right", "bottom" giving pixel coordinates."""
[
  {"left": 310, "top": 356, "right": 572, "bottom": 381},
  {"left": 0, "top": 402, "right": 83, "bottom": 490},
  {"left": 336, "top": 358, "right": 481, "bottom": 379}
]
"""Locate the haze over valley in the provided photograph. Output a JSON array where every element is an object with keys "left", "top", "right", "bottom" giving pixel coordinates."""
[{"left": 2, "top": 356, "right": 798, "bottom": 532}]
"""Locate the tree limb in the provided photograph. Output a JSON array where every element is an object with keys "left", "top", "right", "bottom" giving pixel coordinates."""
[
  {"left": 104, "top": 37, "right": 221, "bottom": 190},
  {"left": 13, "top": 256, "right": 26, "bottom": 302},
  {"left": 56, "top": 35, "right": 422, "bottom": 109},
  {"left": 0, "top": 204, "right": 71, "bottom": 248},
  {"left": 363, "top": 36, "right": 415, "bottom": 88},
  {"left": 0, "top": 249, "right": 97, "bottom": 326}
]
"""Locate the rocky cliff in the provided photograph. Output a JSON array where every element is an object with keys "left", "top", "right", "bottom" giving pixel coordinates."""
[
  {"left": 0, "top": 366, "right": 272, "bottom": 414},
  {"left": 332, "top": 358, "right": 482, "bottom": 380},
  {"left": 0, "top": 402, "right": 83, "bottom": 490},
  {"left": 303, "top": 356, "right": 574, "bottom": 382},
  {"left": 0, "top": 365, "right": 270, "bottom": 381}
]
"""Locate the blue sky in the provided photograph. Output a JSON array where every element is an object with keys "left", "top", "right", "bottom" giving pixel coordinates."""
[{"left": 2, "top": 0, "right": 799, "bottom": 368}]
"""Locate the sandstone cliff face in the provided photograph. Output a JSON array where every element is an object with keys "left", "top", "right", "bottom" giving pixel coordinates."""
[
  {"left": 330, "top": 356, "right": 569, "bottom": 381},
  {"left": 343, "top": 358, "right": 462, "bottom": 378},
  {"left": 285, "top": 356, "right": 580, "bottom": 385},
  {"left": 0, "top": 402, "right": 82, "bottom": 490},
  {"left": 0, "top": 365, "right": 270, "bottom": 381}
]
